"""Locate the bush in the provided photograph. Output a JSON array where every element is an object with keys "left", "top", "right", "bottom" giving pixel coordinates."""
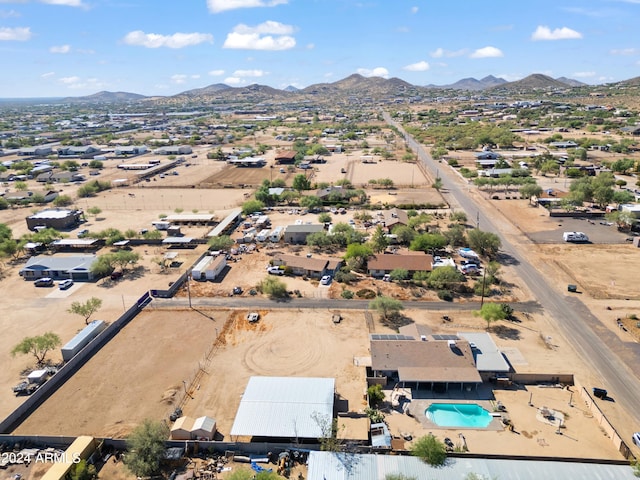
[
  {"left": 367, "top": 384, "right": 385, "bottom": 406},
  {"left": 437, "top": 289, "right": 453, "bottom": 301},
  {"left": 335, "top": 270, "right": 358, "bottom": 284},
  {"left": 356, "top": 288, "right": 376, "bottom": 299},
  {"left": 341, "top": 290, "right": 354, "bottom": 299},
  {"left": 411, "top": 434, "right": 447, "bottom": 466}
]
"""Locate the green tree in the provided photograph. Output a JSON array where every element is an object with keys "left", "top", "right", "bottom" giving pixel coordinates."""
[
  {"left": 411, "top": 434, "right": 447, "bottom": 466},
  {"left": 467, "top": 229, "right": 501, "bottom": 259},
  {"left": 449, "top": 211, "right": 467, "bottom": 224},
  {"left": 14, "top": 181, "right": 27, "bottom": 191},
  {"left": 311, "top": 411, "right": 343, "bottom": 452},
  {"left": 0, "top": 223, "right": 12, "bottom": 241},
  {"left": 369, "top": 296, "right": 404, "bottom": 320},
  {"left": 112, "top": 250, "right": 140, "bottom": 271},
  {"left": 69, "top": 459, "right": 97, "bottom": 480},
  {"left": 208, "top": 235, "right": 234, "bottom": 251},
  {"left": 410, "top": 233, "right": 447, "bottom": 253},
  {"left": 124, "top": 419, "right": 169, "bottom": 477},
  {"left": 432, "top": 177, "right": 444, "bottom": 191},
  {"left": 428, "top": 266, "right": 464, "bottom": 290},
  {"left": 367, "top": 384, "right": 385, "bottom": 406},
  {"left": 344, "top": 243, "right": 373, "bottom": 271},
  {"left": 389, "top": 268, "right": 409, "bottom": 282},
  {"left": 259, "top": 276, "right": 288, "bottom": 298},
  {"left": 299, "top": 195, "right": 323, "bottom": 211},
  {"left": 292, "top": 173, "right": 311, "bottom": 191},
  {"left": 77, "top": 184, "right": 98, "bottom": 198},
  {"left": 519, "top": 183, "right": 543, "bottom": 204},
  {"left": 90, "top": 255, "right": 115, "bottom": 278},
  {"left": 392, "top": 225, "right": 416, "bottom": 245},
  {"left": 143, "top": 229, "right": 163, "bottom": 240},
  {"left": 318, "top": 212, "right": 332, "bottom": 223},
  {"left": 242, "top": 199, "right": 265, "bottom": 216},
  {"left": 68, "top": 297, "right": 103, "bottom": 325},
  {"left": 307, "top": 231, "right": 333, "bottom": 250},
  {"left": 11, "top": 332, "right": 62, "bottom": 365},
  {"left": 443, "top": 224, "right": 466, "bottom": 247},
  {"left": 369, "top": 225, "right": 389, "bottom": 253},
  {"left": 474, "top": 302, "right": 509, "bottom": 330}
]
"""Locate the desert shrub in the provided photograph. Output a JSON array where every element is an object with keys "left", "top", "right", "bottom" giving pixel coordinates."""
[
  {"left": 341, "top": 290, "right": 354, "bottom": 299},
  {"left": 356, "top": 288, "right": 376, "bottom": 299},
  {"left": 437, "top": 289, "right": 453, "bottom": 301}
]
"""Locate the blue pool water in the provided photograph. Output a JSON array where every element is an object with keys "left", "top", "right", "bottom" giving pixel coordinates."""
[{"left": 425, "top": 403, "right": 492, "bottom": 428}]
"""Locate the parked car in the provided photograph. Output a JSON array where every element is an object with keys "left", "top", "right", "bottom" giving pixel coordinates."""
[
  {"left": 247, "top": 312, "right": 259, "bottom": 322},
  {"left": 58, "top": 279, "right": 74, "bottom": 290},
  {"left": 34, "top": 277, "right": 53, "bottom": 287},
  {"left": 110, "top": 271, "right": 123, "bottom": 281},
  {"left": 633, "top": 432, "right": 640, "bottom": 448},
  {"left": 77, "top": 228, "right": 89, "bottom": 238},
  {"left": 320, "top": 275, "right": 332, "bottom": 285},
  {"left": 267, "top": 266, "right": 284, "bottom": 276},
  {"left": 592, "top": 387, "right": 607, "bottom": 399}
]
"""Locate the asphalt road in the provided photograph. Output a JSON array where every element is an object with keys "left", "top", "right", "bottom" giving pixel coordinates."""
[{"left": 384, "top": 112, "right": 640, "bottom": 428}]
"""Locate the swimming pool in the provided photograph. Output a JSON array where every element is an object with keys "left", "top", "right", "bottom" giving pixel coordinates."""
[{"left": 425, "top": 403, "right": 492, "bottom": 428}]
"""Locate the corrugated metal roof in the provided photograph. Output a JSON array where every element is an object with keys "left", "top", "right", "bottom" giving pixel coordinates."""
[
  {"left": 192, "top": 416, "right": 216, "bottom": 434},
  {"left": 21, "top": 255, "right": 97, "bottom": 272},
  {"left": 458, "top": 332, "right": 511, "bottom": 373},
  {"left": 230, "top": 377, "right": 334, "bottom": 438},
  {"left": 307, "top": 451, "right": 638, "bottom": 480}
]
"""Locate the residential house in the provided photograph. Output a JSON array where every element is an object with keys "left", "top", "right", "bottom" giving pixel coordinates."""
[
  {"left": 549, "top": 141, "right": 578, "bottom": 149},
  {"left": 154, "top": 145, "right": 193, "bottom": 155},
  {"left": 57, "top": 146, "right": 102, "bottom": 158},
  {"left": 274, "top": 150, "right": 298, "bottom": 164},
  {"left": 381, "top": 208, "right": 408, "bottom": 232},
  {"left": 272, "top": 253, "right": 342, "bottom": 278},
  {"left": 36, "top": 171, "right": 84, "bottom": 183},
  {"left": 18, "top": 146, "right": 53, "bottom": 157},
  {"left": 367, "top": 252, "right": 433, "bottom": 278},
  {"left": 114, "top": 145, "right": 148, "bottom": 156},
  {"left": 19, "top": 254, "right": 99, "bottom": 281},
  {"left": 283, "top": 224, "right": 324, "bottom": 244},
  {"left": 474, "top": 151, "right": 500, "bottom": 160},
  {"left": 26, "top": 209, "right": 84, "bottom": 231}
]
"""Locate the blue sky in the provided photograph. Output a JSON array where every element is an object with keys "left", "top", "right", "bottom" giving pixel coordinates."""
[{"left": 0, "top": 0, "right": 639, "bottom": 98}]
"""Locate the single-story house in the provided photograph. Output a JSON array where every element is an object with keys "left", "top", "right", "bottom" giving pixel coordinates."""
[
  {"left": 26, "top": 209, "right": 84, "bottom": 231},
  {"left": 283, "top": 224, "right": 324, "bottom": 244},
  {"left": 549, "top": 141, "right": 578, "bottom": 149},
  {"left": 272, "top": 253, "right": 342, "bottom": 278},
  {"left": 18, "top": 146, "right": 53, "bottom": 157},
  {"left": 154, "top": 145, "right": 193, "bottom": 155},
  {"left": 57, "top": 146, "right": 102, "bottom": 158},
  {"left": 36, "top": 171, "right": 84, "bottom": 183},
  {"left": 381, "top": 208, "right": 408, "bottom": 231},
  {"left": 367, "top": 252, "right": 433, "bottom": 278},
  {"left": 275, "top": 150, "right": 298, "bottom": 164},
  {"left": 474, "top": 151, "right": 500, "bottom": 160},
  {"left": 369, "top": 333, "right": 481, "bottom": 391},
  {"left": 19, "top": 254, "right": 99, "bottom": 281},
  {"left": 315, "top": 185, "right": 347, "bottom": 200},
  {"left": 115, "top": 145, "right": 148, "bottom": 156}
]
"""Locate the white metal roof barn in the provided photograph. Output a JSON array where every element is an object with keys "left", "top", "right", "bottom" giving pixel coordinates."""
[{"left": 230, "top": 377, "right": 335, "bottom": 439}]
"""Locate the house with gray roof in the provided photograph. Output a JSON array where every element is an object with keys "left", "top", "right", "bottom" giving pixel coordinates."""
[
  {"left": 19, "top": 254, "right": 99, "bottom": 281},
  {"left": 283, "top": 224, "right": 324, "bottom": 244}
]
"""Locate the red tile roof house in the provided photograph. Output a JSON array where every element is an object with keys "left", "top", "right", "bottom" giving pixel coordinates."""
[
  {"left": 272, "top": 253, "right": 342, "bottom": 278},
  {"left": 367, "top": 252, "right": 433, "bottom": 278}
]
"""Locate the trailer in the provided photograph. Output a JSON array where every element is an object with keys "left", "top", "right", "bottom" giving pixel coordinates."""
[
  {"left": 255, "top": 215, "right": 270, "bottom": 228},
  {"left": 256, "top": 229, "right": 271, "bottom": 242},
  {"left": 269, "top": 226, "right": 284, "bottom": 243},
  {"left": 152, "top": 221, "right": 171, "bottom": 231},
  {"left": 61, "top": 320, "right": 107, "bottom": 362},
  {"left": 203, "top": 255, "right": 226, "bottom": 281},
  {"left": 192, "top": 256, "right": 214, "bottom": 281}
]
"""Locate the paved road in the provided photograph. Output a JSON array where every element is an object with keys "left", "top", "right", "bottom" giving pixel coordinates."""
[
  {"left": 384, "top": 112, "right": 640, "bottom": 428},
  {"left": 151, "top": 296, "right": 541, "bottom": 313}
]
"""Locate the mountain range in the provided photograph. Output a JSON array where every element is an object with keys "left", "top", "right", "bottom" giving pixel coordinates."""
[{"left": 58, "top": 73, "right": 605, "bottom": 104}]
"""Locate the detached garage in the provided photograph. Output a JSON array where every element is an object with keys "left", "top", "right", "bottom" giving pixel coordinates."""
[
  {"left": 191, "top": 416, "right": 216, "bottom": 440},
  {"left": 170, "top": 416, "right": 194, "bottom": 440}
]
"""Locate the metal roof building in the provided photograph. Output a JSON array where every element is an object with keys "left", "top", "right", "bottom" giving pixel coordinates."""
[
  {"left": 458, "top": 332, "right": 510, "bottom": 374},
  {"left": 307, "top": 451, "right": 637, "bottom": 480},
  {"left": 230, "top": 376, "right": 335, "bottom": 439}
]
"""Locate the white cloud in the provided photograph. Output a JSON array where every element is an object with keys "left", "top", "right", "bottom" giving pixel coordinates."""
[
  {"left": 469, "top": 46, "right": 503, "bottom": 58},
  {"left": 223, "top": 21, "right": 296, "bottom": 50},
  {"left": 573, "top": 71, "right": 596, "bottom": 78},
  {"left": 224, "top": 77, "right": 242, "bottom": 85},
  {"left": 207, "top": 0, "right": 287, "bottom": 13},
  {"left": 50, "top": 44, "right": 70, "bottom": 54},
  {"left": 58, "top": 75, "right": 107, "bottom": 90},
  {"left": 403, "top": 60, "right": 429, "bottom": 72},
  {"left": 191, "top": 74, "right": 200, "bottom": 79},
  {"left": 41, "top": 0, "right": 85, "bottom": 6},
  {"left": 123, "top": 30, "right": 213, "bottom": 49},
  {"left": 41, "top": 71, "right": 55, "bottom": 78},
  {"left": 171, "top": 74, "right": 187, "bottom": 84},
  {"left": 531, "top": 25, "right": 583, "bottom": 41},
  {"left": 233, "top": 69, "right": 266, "bottom": 77},
  {"left": 357, "top": 67, "right": 389, "bottom": 78},
  {"left": 75, "top": 48, "right": 95, "bottom": 54},
  {"left": 430, "top": 47, "right": 466, "bottom": 58},
  {"left": 0, "top": 9, "right": 21, "bottom": 18},
  {"left": 410, "top": 6, "right": 418, "bottom": 14},
  {"left": 0, "top": 26, "right": 31, "bottom": 41},
  {"left": 610, "top": 48, "right": 639, "bottom": 56},
  {"left": 59, "top": 76, "right": 80, "bottom": 84},
  {"left": 208, "top": 69, "right": 225, "bottom": 76}
]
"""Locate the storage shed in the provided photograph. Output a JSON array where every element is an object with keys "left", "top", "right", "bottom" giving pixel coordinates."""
[
  {"left": 61, "top": 320, "right": 107, "bottom": 362},
  {"left": 170, "top": 416, "right": 195, "bottom": 440},
  {"left": 191, "top": 416, "right": 216, "bottom": 440},
  {"left": 27, "top": 369, "right": 49, "bottom": 385}
]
